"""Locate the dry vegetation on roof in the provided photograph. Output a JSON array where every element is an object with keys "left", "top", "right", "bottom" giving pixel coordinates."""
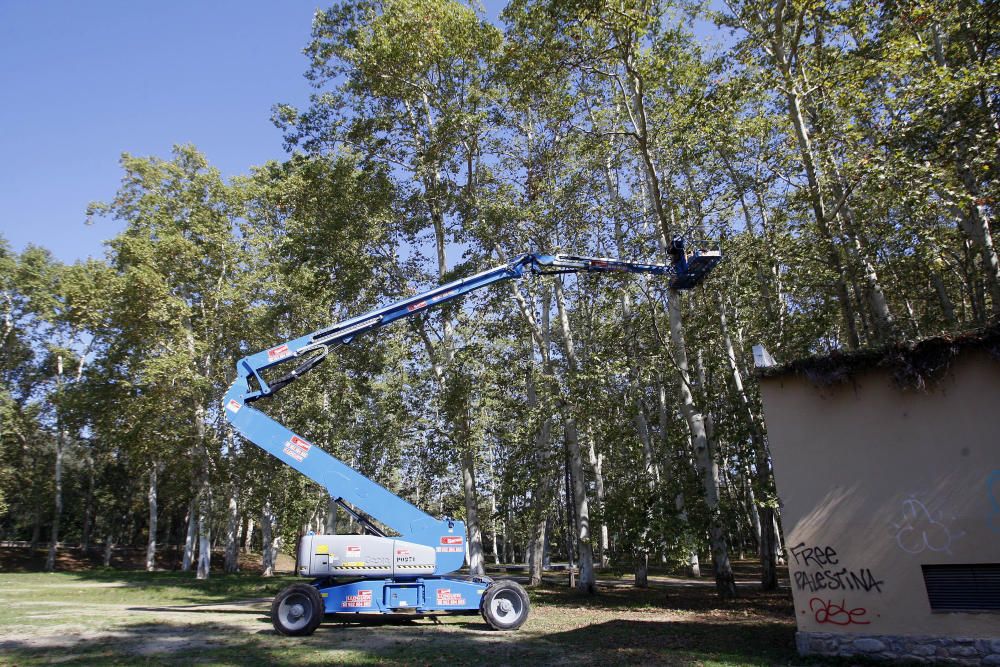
[{"left": 758, "top": 320, "right": 1000, "bottom": 390}]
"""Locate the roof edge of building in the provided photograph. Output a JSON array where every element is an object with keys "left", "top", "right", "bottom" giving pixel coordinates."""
[{"left": 756, "top": 318, "right": 1000, "bottom": 390}]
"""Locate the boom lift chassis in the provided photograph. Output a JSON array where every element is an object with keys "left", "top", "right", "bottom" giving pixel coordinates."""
[{"left": 222, "top": 239, "right": 720, "bottom": 636}]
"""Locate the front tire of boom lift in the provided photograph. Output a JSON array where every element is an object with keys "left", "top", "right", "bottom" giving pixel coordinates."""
[
  {"left": 271, "top": 583, "right": 325, "bottom": 636},
  {"left": 480, "top": 580, "right": 530, "bottom": 630}
]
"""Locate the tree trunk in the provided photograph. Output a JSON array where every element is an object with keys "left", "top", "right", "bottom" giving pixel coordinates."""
[
  {"left": 527, "top": 512, "right": 546, "bottom": 587},
  {"left": 744, "top": 472, "right": 762, "bottom": 551},
  {"left": 196, "top": 479, "right": 211, "bottom": 580},
  {"left": 759, "top": 506, "right": 778, "bottom": 590},
  {"left": 145, "top": 462, "right": 159, "bottom": 572},
  {"left": 182, "top": 496, "right": 197, "bottom": 572},
  {"left": 925, "top": 21, "right": 1000, "bottom": 311},
  {"left": 554, "top": 280, "right": 596, "bottom": 594},
  {"left": 718, "top": 294, "right": 776, "bottom": 589},
  {"left": 461, "top": 448, "right": 485, "bottom": 575},
  {"left": 261, "top": 500, "right": 278, "bottom": 577},
  {"left": 103, "top": 535, "right": 114, "bottom": 567},
  {"left": 523, "top": 311, "right": 554, "bottom": 587},
  {"left": 81, "top": 448, "right": 94, "bottom": 551},
  {"left": 45, "top": 426, "right": 65, "bottom": 572},
  {"left": 955, "top": 201, "right": 1000, "bottom": 312},
  {"left": 618, "top": 58, "right": 734, "bottom": 596},
  {"left": 489, "top": 460, "right": 500, "bottom": 565},
  {"left": 223, "top": 486, "right": 240, "bottom": 573},
  {"left": 826, "top": 158, "right": 895, "bottom": 341},
  {"left": 324, "top": 496, "right": 338, "bottom": 534},
  {"left": 31, "top": 508, "right": 41, "bottom": 550},
  {"left": 762, "top": 13, "right": 860, "bottom": 348},
  {"left": 564, "top": 420, "right": 596, "bottom": 593},
  {"left": 667, "top": 293, "right": 737, "bottom": 598},
  {"left": 635, "top": 552, "right": 649, "bottom": 588},
  {"left": 586, "top": 436, "right": 609, "bottom": 569},
  {"left": 243, "top": 516, "right": 255, "bottom": 553}
]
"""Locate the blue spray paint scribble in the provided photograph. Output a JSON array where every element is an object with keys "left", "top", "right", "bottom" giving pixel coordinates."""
[{"left": 989, "top": 471, "right": 1000, "bottom": 533}]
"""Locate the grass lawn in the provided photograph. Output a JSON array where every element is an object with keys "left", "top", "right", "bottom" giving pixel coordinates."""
[{"left": 0, "top": 566, "right": 840, "bottom": 666}]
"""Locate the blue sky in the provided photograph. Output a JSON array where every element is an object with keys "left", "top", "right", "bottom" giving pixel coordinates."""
[
  {"left": 0, "top": 0, "right": 717, "bottom": 265},
  {"left": 0, "top": 0, "right": 330, "bottom": 263}
]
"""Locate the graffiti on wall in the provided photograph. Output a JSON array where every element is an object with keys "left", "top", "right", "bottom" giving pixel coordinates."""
[
  {"left": 989, "top": 471, "right": 1000, "bottom": 533},
  {"left": 789, "top": 542, "right": 884, "bottom": 594},
  {"left": 790, "top": 543, "right": 882, "bottom": 627},
  {"left": 809, "top": 597, "right": 871, "bottom": 626},
  {"left": 891, "top": 496, "right": 964, "bottom": 554}
]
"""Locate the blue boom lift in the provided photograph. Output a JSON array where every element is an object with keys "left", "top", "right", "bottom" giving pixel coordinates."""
[{"left": 222, "top": 239, "right": 720, "bottom": 636}]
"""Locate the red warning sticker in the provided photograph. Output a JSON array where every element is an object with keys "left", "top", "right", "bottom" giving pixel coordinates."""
[
  {"left": 436, "top": 589, "right": 466, "bottom": 606},
  {"left": 342, "top": 590, "right": 372, "bottom": 608},
  {"left": 440, "top": 536, "right": 463, "bottom": 545},
  {"left": 406, "top": 301, "right": 428, "bottom": 312},
  {"left": 395, "top": 548, "right": 410, "bottom": 557},
  {"left": 283, "top": 435, "right": 312, "bottom": 462},
  {"left": 267, "top": 344, "right": 292, "bottom": 362},
  {"left": 226, "top": 399, "right": 241, "bottom": 413},
  {"left": 346, "top": 545, "right": 361, "bottom": 556}
]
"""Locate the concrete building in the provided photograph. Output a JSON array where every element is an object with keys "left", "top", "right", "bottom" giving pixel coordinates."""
[{"left": 757, "top": 327, "right": 1000, "bottom": 663}]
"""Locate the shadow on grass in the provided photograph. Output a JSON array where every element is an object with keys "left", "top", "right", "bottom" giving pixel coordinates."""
[
  {"left": 528, "top": 580, "right": 795, "bottom": 621},
  {"left": 0, "top": 612, "right": 860, "bottom": 667},
  {"left": 1, "top": 569, "right": 823, "bottom": 665}
]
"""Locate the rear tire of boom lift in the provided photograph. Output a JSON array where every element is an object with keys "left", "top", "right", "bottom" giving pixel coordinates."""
[
  {"left": 271, "top": 583, "right": 325, "bottom": 636},
  {"left": 480, "top": 580, "right": 530, "bottom": 630}
]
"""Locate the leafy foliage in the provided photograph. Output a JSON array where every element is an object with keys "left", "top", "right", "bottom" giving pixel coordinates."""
[{"left": 2, "top": 0, "right": 996, "bottom": 591}]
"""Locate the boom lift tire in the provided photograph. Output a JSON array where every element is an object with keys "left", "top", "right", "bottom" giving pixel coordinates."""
[
  {"left": 271, "top": 583, "right": 325, "bottom": 636},
  {"left": 480, "top": 580, "right": 530, "bottom": 630}
]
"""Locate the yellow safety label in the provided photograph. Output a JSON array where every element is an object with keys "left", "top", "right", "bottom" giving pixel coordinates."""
[{"left": 316, "top": 544, "right": 329, "bottom": 554}]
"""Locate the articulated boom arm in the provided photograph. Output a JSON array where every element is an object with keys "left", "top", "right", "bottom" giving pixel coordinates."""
[{"left": 222, "top": 243, "right": 719, "bottom": 572}]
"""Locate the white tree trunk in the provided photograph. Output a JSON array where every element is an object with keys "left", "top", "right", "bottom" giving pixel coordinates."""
[
  {"left": 667, "top": 293, "right": 737, "bottom": 598},
  {"left": 554, "top": 280, "right": 596, "bottom": 594},
  {"left": 243, "top": 516, "right": 255, "bottom": 553},
  {"left": 490, "top": 492, "right": 500, "bottom": 565},
  {"left": 564, "top": 420, "right": 595, "bottom": 593},
  {"left": 675, "top": 492, "right": 701, "bottom": 577},
  {"left": 461, "top": 448, "right": 485, "bottom": 575},
  {"left": 586, "top": 437, "right": 609, "bottom": 569},
  {"left": 45, "top": 426, "right": 65, "bottom": 572},
  {"left": 196, "top": 479, "right": 211, "bottom": 580},
  {"left": 223, "top": 486, "right": 239, "bottom": 574},
  {"left": 103, "top": 535, "right": 114, "bottom": 567},
  {"left": 718, "top": 295, "right": 778, "bottom": 589},
  {"left": 81, "top": 452, "right": 94, "bottom": 551},
  {"left": 182, "top": 497, "right": 197, "bottom": 571},
  {"left": 145, "top": 462, "right": 159, "bottom": 572},
  {"left": 324, "top": 496, "right": 338, "bottom": 534},
  {"left": 261, "top": 500, "right": 278, "bottom": 577},
  {"left": 527, "top": 513, "right": 546, "bottom": 587}
]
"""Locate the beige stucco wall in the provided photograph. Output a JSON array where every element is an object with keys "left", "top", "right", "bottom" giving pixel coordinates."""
[{"left": 759, "top": 351, "right": 1000, "bottom": 638}]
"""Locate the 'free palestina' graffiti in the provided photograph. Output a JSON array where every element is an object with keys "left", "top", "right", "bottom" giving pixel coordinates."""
[
  {"left": 789, "top": 543, "right": 884, "bottom": 594},
  {"left": 891, "top": 496, "right": 965, "bottom": 554},
  {"left": 790, "top": 543, "right": 883, "bottom": 626}
]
